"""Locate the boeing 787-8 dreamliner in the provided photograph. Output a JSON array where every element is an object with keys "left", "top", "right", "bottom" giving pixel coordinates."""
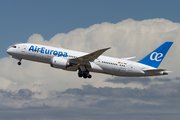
[{"left": 7, "top": 41, "right": 173, "bottom": 79}]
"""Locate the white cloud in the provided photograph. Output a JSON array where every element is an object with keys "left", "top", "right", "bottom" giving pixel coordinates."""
[
  {"left": 0, "top": 77, "right": 11, "bottom": 90},
  {"left": 0, "top": 18, "right": 180, "bottom": 99}
]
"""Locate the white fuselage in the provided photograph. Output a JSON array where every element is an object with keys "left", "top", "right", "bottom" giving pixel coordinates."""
[{"left": 7, "top": 43, "right": 164, "bottom": 77}]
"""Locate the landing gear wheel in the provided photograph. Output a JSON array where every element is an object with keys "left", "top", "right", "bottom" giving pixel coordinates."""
[
  {"left": 18, "top": 62, "right": 21, "bottom": 65},
  {"left": 78, "top": 74, "right": 83, "bottom": 78},
  {"left": 83, "top": 74, "right": 87, "bottom": 79},
  {"left": 88, "top": 75, "right": 92, "bottom": 78}
]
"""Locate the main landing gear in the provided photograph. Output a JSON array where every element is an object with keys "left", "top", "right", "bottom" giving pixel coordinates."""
[
  {"left": 78, "top": 73, "right": 92, "bottom": 79},
  {"left": 78, "top": 66, "right": 92, "bottom": 79}
]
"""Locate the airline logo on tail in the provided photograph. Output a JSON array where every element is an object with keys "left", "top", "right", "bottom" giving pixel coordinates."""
[
  {"left": 150, "top": 52, "right": 163, "bottom": 62},
  {"left": 138, "top": 41, "right": 173, "bottom": 68}
]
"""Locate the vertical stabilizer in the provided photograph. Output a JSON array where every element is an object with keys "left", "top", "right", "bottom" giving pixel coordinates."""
[{"left": 138, "top": 41, "right": 173, "bottom": 68}]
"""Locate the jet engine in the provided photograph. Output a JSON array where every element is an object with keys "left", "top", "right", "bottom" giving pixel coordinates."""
[{"left": 50, "top": 57, "right": 69, "bottom": 69}]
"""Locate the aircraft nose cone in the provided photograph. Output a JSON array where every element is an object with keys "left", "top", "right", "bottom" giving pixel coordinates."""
[{"left": 7, "top": 48, "right": 13, "bottom": 55}]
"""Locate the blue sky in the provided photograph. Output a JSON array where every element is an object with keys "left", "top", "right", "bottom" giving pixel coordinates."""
[
  {"left": 1, "top": 1, "right": 180, "bottom": 120},
  {"left": 1, "top": 0, "right": 180, "bottom": 58}
]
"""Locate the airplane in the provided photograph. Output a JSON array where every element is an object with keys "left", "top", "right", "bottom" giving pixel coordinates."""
[{"left": 7, "top": 41, "right": 173, "bottom": 79}]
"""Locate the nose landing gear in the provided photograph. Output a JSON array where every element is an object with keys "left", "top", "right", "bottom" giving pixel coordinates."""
[
  {"left": 18, "top": 62, "right": 21, "bottom": 65},
  {"left": 17, "top": 59, "right": 22, "bottom": 65}
]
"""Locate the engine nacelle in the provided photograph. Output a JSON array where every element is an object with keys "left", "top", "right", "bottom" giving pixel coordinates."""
[{"left": 50, "top": 57, "right": 69, "bottom": 69}]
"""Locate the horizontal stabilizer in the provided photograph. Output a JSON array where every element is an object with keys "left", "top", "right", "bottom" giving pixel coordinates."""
[
  {"left": 143, "top": 69, "right": 166, "bottom": 72},
  {"left": 143, "top": 69, "right": 172, "bottom": 75}
]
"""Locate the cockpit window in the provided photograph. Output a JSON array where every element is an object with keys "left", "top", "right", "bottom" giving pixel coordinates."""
[{"left": 12, "top": 45, "right": 16, "bottom": 48}]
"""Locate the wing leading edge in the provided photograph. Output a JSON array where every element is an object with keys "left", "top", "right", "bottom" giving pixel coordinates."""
[{"left": 69, "top": 47, "right": 111, "bottom": 64}]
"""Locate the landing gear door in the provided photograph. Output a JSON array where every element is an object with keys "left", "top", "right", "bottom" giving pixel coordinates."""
[{"left": 21, "top": 45, "right": 26, "bottom": 52}]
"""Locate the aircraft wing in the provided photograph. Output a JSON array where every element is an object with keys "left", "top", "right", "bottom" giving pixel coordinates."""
[{"left": 69, "top": 47, "right": 111, "bottom": 65}]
